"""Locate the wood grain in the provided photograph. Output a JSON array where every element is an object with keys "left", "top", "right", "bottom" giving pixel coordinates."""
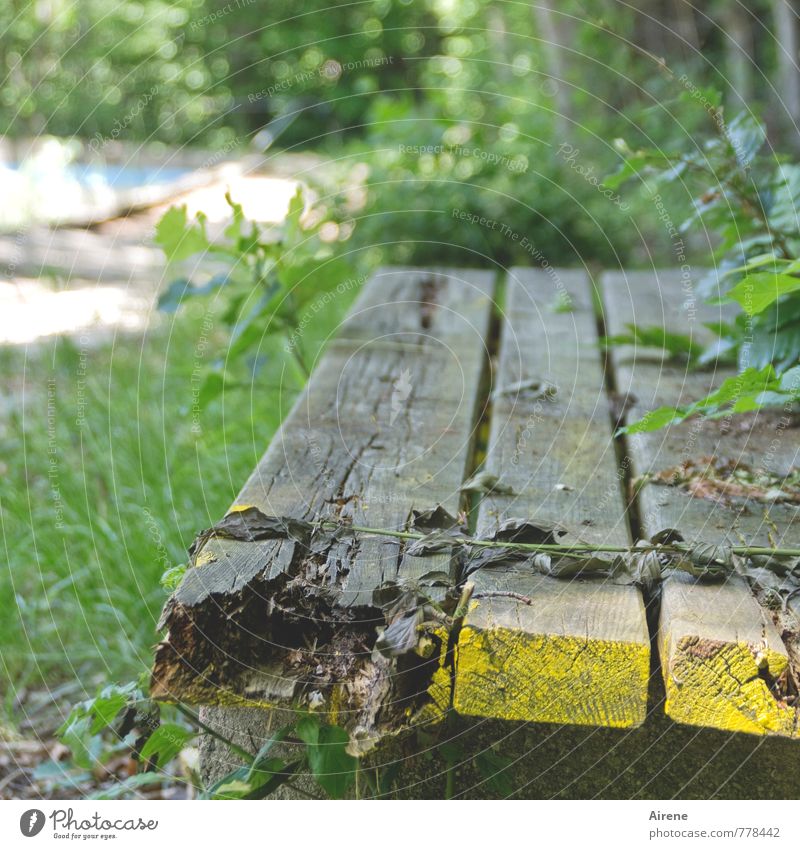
[
  {"left": 602, "top": 269, "right": 799, "bottom": 737},
  {"left": 453, "top": 268, "right": 650, "bottom": 727},
  {"left": 152, "top": 267, "right": 496, "bottom": 734}
]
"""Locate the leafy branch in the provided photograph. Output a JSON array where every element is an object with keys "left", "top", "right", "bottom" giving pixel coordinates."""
[
  {"left": 606, "top": 95, "right": 800, "bottom": 431},
  {"left": 155, "top": 187, "right": 357, "bottom": 406},
  {"left": 51, "top": 677, "right": 359, "bottom": 800}
]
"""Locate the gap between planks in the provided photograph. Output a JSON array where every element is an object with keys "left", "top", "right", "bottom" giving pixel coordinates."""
[
  {"left": 453, "top": 268, "right": 650, "bottom": 728},
  {"left": 601, "top": 269, "right": 799, "bottom": 738}
]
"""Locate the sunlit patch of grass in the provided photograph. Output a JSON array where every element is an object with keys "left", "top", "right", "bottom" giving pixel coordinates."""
[{"left": 0, "top": 292, "right": 356, "bottom": 721}]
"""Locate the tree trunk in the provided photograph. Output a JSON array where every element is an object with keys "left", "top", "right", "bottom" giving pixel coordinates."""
[
  {"left": 773, "top": 0, "right": 800, "bottom": 142},
  {"left": 532, "top": 0, "right": 574, "bottom": 139},
  {"left": 724, "top": 3, "right": 755, "bottom": 109}
]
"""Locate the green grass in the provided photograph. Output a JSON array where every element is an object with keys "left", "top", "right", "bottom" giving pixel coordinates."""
[{"left": 0, "top": 292, "right": 357, "bottom": 721}]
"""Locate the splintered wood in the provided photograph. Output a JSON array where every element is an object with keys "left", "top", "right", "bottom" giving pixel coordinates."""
[
  {"left": 453, "top": 269, "right": 649, "bottom": 727},
  {"left": 152, "top": 268, "right": 496, "bottom": 739},
  {"left": 152, "top": 265, "right": 800, "bottom": 741},
  {"left": 603, "top": 270, "right": 799, "bottom": 737}
]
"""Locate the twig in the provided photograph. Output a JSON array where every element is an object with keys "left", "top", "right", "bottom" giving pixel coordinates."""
[
  {"left": 453, "top": 581, "right": 475, "bottom": 622},
  {"left": 0, "top": 768, "right": 24, "bottom": 794},
  {"left": 315, "top": 519, "right": 800, "bottom": 558},
  {"left": 473, "top": 591, "right": 534, "bottom": 606}
]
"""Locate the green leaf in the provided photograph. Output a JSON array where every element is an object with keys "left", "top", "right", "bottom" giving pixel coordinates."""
[
  {"left": 620, "top": 366, "right": 789, "bottom": 434},
  {"left": 155, "top": 206, "right": 210, "bottom": 262},
  {"left": 226, "top": 289, "right": 283, "bottom": 361},
  {"left": 439, "top": 741, "right": 464, "bottom": 767},
  {"left": 139, "top": 723, "right": 194, "bottom": 768},
  {"left": 694, "top": 366, "right": 778, "bottom": 409},
  {"left": 550, "top": 290, "right": 574, "bottom": 313},
  {"left": 724, "top": 111, "right": 766, "bottom": 168},
  {"left": 205, "top": 768, "right": 247, "bottom": 799},
  {"left": 56, "top": 714, "right": 94, "bottom": 769},
  {"left": 87, "top": 691, "right": 130, "bottom": 735},
  {"left": 57, "top": 682, "right": 141, "bottom": 769},
  {"left": 157, "top": 278, "right": 191, "bottom": 313},
  {"left": 279, "top": 256, "right": 352, "bottom": 303},
  {"left": 250, "top": 726, "right": 293, "bottom": 775},
  {"left": 213, "top": 778, "right": 252, "bottom": 797},
  {"left": 198, "top": 371, "right": 226, "bottom": 407},
  {"left": 203, "top": 766, "right": 253, "bottom": 799},
  {"left": 283, "top": 187, "right": 305, "bottom": 244},
  {"left": 737, "top": 253, "right": 787, "bottom": 274},
  {"left": 748, "top": 322, "right": 800, "bottom": 370},
  {"left": 157, "top": 273, "right": 230, "bottom": 313},
  {"left": 223, "top": 192, "right": 245, "bottom": 242},
  {"left": 81, "top": 683, "right": 138, "bottom": 735},
  {"left": 296, "top": 718, "right": 357, "bottom": 799},
  {"left": 768, "top": 164, "right": 800, "bottom": 232},
  {"left": 678, "top": 85, "right": 723, "bottom": 112},
  {"left": 362, "top": 761, "right": 402, "bottom": 797},
  {"left": 619, "top": 406, "right": 683, "bottom": 435},
  {"left": 726, "top": 273, "right": 800, "bottom": 315},
  {"left": 780, "top": 365, "right": 800, "bottom": 392},
  {"left": 204, "top": 759, "right": 300, "bottom": 800},
  {"left": 730, "top": 393, "right": 764, "bottom": 414},
  {"left": 160, "top": 563, "right": 187, "bottom": 592},
  {"left": 697, "top": 334, "right": 738, "bottom": 366},
  {"left": 294, "top": 714, "right": 321, "bottom": 746},
  {"left": 603, "top": 155, "right": 646, "bottom": 190},
  {"left": 601, "top": 323, "right": 695, "bottom": 360},
  {"left": 90, "top": 772, "right": 176, "bottom": 800},
  {"left": 32, "top": 758, "right": 94, "bottom": 793},
  {"left": 475, "top": 748, "right": 515, "bottom": 797}
]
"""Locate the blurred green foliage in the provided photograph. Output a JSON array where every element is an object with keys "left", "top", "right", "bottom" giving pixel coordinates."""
[{"left": 1, "top": 0, "right": 789, "bottom": 266}]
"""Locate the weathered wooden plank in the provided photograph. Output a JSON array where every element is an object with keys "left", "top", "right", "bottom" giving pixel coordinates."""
[
  {"left": 152, "top": 267, "right": 496, "bottom": 735},
  {"left": 602, "top": 269, "right": 799, "bottom": 737},
  {"left": 454, "top": 268, "right": 650, "bottom": 727}
]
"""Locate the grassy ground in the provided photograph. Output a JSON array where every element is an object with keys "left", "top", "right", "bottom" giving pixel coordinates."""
[{"left": 0, "top": 292, "right": 357, "bottom": 728}]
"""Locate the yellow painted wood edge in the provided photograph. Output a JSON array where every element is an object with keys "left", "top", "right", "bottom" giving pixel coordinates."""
[
  {"left": 661, "top": 633, "right": 798, "bottom": 738},
  {"left": 453, "top": 622, "right": 650, "bottom": 728},
  {"left": 152, "top": 678, "right": 277, "bottom": 710}
]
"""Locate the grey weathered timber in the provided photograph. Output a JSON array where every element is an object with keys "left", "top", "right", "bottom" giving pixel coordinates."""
[
  {"left": 198, "top": 697, "right": 800, "bottom": 798},
  {"left": 602, "top": 269, "right": 799, "bottom": 737},
  {"left": 152, "top": 268, "right": 496, "bottom": 740},
  {"left": 454, "top": 268, "right": 650, "bottom": 727},
  {"left": 156, "top": 265, "right": 800, "bottom": 800}
]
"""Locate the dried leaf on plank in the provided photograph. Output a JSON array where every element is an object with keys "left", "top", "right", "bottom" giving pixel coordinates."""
[
  {"left": 189, "top": 506, "right": 314, "bottom": 561},
  {"left": 487, "top": 517, "right": 567, "bottom": 545},
  {"left": 492, "top": 378, "right": 557, "bottom": 400},
  {"left": 410, "top": 505, "right": 462, "bottom": 532},
  {"left": 375, "top": 609, "right": 425, "bottom": 657},
  {"left": 644, "top": 456, "right": 800, "bottom": 505},
  {"left": 405, "top": 528, "right": 467, "bottom": 557},
  {"left": 460, "top": 471, "right": 515, "bottom": 496}
]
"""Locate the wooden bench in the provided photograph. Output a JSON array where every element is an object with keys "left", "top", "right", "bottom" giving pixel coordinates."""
[{"left": 151, "top": 266, "right": 800, "bottom": 785}]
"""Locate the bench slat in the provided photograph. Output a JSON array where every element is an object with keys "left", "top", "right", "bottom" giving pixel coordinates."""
[
  {"left": 602, "top": 269, "right": 799, "bottom": 737},
  {"left": 454, "top": 268, "right": 650, "bottom": 727},
  {"left": 152, "top": 267, "right": 496, "bottom": 720}
]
